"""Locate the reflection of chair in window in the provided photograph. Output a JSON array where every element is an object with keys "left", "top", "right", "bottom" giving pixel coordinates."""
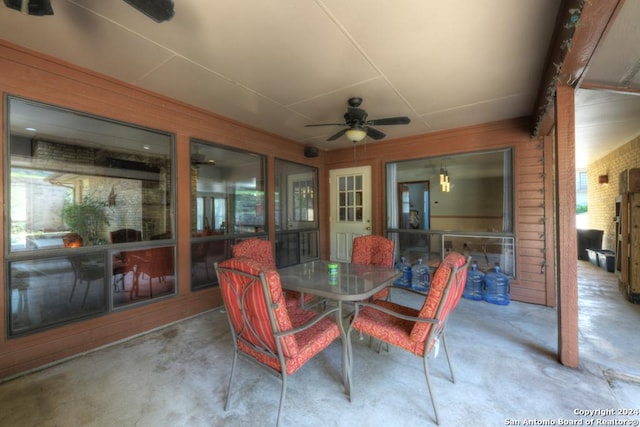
[
  {"left": 110, "top": 229, "right": 142, "bottom": 291},
  {"left": 191, "top": 241, "right": 227, "bottom": 284},
  {"left": 125, "top": 247, "right": 174, "bottom": 299},
  {"left": 110, "top": 229, "right": 142, "bottom": 244},
  {"left": 68, "top": 255, "right": 104, "bottom": 307}
]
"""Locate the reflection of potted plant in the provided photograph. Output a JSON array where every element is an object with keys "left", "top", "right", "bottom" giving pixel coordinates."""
[{"left": 62, "top": 195, "right": 110, "bottom": 246}]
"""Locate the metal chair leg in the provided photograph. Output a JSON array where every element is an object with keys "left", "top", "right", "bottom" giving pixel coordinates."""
[
  {"left": 423, "top": 355, "right": 440, "bottom": 425},
  {"left": 441, "top": 333, "right": 456, "bottom": 383},
  {"left": 276, "top": 372, "right": 287, "bottom": 427},
  {"left": 224, "top": 350, "right": 238, "bottom": 411}
]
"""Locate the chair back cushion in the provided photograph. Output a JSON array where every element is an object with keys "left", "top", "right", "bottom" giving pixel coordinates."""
[
  {"left": 217, "top": 257, "right": 299, "bottom": 358},
  {"left": 351, "top": 235, "right": 395, "bottom": 267},
  {"left": 231, "top": 238, "right": 276, "bottom": 269},
  {"left": 409, "top": 252, "right": 468, "bottom": 345}
]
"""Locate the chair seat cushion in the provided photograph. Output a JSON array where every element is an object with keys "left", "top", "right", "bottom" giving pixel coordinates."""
[
  {"left": 352, "top": 300, "right": 426, "bottom": 356},
  {"left": 239, "top": 304, "right": 340, "bottom": 375}
]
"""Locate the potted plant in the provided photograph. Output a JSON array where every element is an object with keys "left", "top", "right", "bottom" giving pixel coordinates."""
[{"left": 62, "top": 195, "right": 110, "bottom": 246}]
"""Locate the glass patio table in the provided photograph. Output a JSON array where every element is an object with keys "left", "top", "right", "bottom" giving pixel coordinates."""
[{"left": 279, "top": 260, "right": 401, "bottom": 396}]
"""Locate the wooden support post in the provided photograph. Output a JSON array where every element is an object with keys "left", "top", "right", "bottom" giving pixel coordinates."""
[{"left": 554, "top": 84, "right": 579, "bottom": 368}]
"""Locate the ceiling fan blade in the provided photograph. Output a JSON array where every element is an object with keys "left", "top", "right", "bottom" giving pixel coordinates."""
[
  {"left": 366, "top": 127, "right": 386, "bottom": 140},
  {"left": 367, "top": 116, "right": 411, "bottom": 126},
  {"left": 305, "top": 123, "right": 345, "bottom": 127},
  {"left": 327, "top": 129, "right": 347, "bottom": 141},
  {"left": 123, "top": 0, "right": 175, "bottom": 22}
]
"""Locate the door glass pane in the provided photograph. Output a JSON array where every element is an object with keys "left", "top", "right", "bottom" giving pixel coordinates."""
[{"left": 338, "top": 173, "right": 364, "bottom": 223}]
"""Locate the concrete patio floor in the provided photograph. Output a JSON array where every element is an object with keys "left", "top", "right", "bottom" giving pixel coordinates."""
[{"left": 1, "top": 260, "right": 639, "bottom": 427}]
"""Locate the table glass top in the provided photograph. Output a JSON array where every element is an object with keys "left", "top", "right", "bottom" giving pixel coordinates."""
[{"left": 279, "top": 260, "right": 400, "bottom": 301}]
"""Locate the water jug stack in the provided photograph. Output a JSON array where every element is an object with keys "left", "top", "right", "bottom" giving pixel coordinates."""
[
  {"left": 411, "top": 258, "right": 430, "bottom": 292},
  {"left": 394, "top": 256, "right": 412, "bottom": 288},
  {"left": 484, "top": 262, "right": 510, "bottom": 305},
  {"left": 463, "top": 261, "right": 485, "bottom": 300}
]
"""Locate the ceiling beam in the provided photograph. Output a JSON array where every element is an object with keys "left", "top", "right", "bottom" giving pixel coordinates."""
[{"left": 531, "top": 0, "right": 625, "bottom": 137}]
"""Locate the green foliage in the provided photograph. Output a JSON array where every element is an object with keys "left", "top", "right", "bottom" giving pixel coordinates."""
[
  {"left": 576, "top": 204, "right": 588, "bottom": 214},
  {"left": 62, "top": 195, "right": 110, "bottom": 245}
]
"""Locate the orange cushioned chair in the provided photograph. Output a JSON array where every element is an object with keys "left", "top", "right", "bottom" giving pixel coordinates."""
[
  {"left": 351, "top": 235, "right": 395, "bottom": 300},
  {"left": 232, "top": 238, "right": 313, "bottom": 308},
  {"left": 215, "top": 257, "right": 346, "bottom": 426},
  {"left": 348, "top": 252, "right": 470, "bottom": 425}
]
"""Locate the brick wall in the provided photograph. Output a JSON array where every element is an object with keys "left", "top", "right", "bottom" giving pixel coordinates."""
[{"left": 588, "top": 137, "right": 640, "bottom": 250}]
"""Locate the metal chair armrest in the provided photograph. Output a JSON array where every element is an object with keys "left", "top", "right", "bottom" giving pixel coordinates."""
[
  {"left": 354, "top": 301, "right": 438, "bottom": 324},
  {"left": 275, "top": 306, "right": 341, "bottom": 338}
]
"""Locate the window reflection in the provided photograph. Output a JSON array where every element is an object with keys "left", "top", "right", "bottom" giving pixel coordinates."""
[
  {"left": 386, "top": 149, "right": 514, "bottom": 274},
  {"left": 8, "top": 98, "right": 173, "bottom": 251},
  {"left": 274, "top": 159, "right": 319, "bottom": 267},
  {"left": 190, "top": 140, "right": 266, "bottom": 289},
  {"left": 113, "top": 246, "right": 175, "bottom": 307},
  {"left": 5, "top": 96, "right": 176, "bottom": 336},
  {"left": 9, "top": 254, "right": 107, "bottom": 336}
]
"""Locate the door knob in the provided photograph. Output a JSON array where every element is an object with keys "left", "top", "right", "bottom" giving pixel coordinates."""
[{"left": 366, "top": 227, "right": 371, "bottom": 230}]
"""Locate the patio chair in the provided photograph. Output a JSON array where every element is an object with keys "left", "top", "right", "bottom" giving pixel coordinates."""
[
  {"left": 351, "top": 234, "right": 395, "bottom": 300},
  {"left": 215, "top": 257, "right": 345, "bottom": 427},
  {"left": 348, "top": 252, "right": 470, "bottom": 425},
  {"left": 232, "top": 238, "right": 313, "bottom": 308},
  {"left": 68, "top": 254, "right": 104, "bottom": 307}
]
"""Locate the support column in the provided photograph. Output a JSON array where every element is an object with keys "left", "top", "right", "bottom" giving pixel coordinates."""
[{"left": 554, "top": 84, "right": 579, "bottom": 367}]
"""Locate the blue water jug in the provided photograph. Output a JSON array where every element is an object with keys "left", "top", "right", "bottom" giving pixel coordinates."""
[
  {"left": 484, "top": 263, "right": 510, "bottom": 305},
  {"left": 411, "top": 258, "right": 430, "bottom": 292},
  {"left": 394, "top": 256, "right": 412, "bottom": 288},
  {"left": 463, "top": 261, "right": 485, "bottom": 301}
]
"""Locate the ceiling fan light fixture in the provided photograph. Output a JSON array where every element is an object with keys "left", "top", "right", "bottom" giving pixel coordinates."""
[{"left": 345, "top": 128, "right": 367, "bottom": 142}]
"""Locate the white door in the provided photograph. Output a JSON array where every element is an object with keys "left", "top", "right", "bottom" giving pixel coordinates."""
[{"left": 329, "top": 165, "right": 372, "bottom": 262}]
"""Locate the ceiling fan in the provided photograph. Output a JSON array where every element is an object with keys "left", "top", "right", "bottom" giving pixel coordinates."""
[
  {"left": 3, "top": 0, "right": 174, "bottom": 22},
  {"left": 305, "top": 97, "right": 410, "bottom": 142}
]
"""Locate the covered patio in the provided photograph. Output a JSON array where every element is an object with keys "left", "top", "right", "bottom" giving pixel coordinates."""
[{"left": 1, "top": 260, "right": 638, "bottom": 426}]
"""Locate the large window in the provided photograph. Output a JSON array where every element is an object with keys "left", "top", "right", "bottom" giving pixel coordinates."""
[
  {"left": 5, "top": 96, "right": 175, "bottom": 336},
  {"left": 274, "top": 159, "right": 319, "bottom": 267},
  {"left": 190, "top": 140, "right": 266, "bottom": 289},
  {"left": 387, "top": 149, "right": 514, "bottom": 276}
]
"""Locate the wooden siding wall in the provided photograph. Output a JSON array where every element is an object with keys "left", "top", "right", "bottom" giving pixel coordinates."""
[
  {"left": 0, "top": 41, "right": 320, "bottom": 379},
  {"left": 324, "top": 119, "right": 555, "bottom": 307}
]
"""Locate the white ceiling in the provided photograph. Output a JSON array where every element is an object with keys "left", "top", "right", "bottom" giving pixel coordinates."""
[{"left": 1, "top": 0, "right": 639, "bottom": 168}]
